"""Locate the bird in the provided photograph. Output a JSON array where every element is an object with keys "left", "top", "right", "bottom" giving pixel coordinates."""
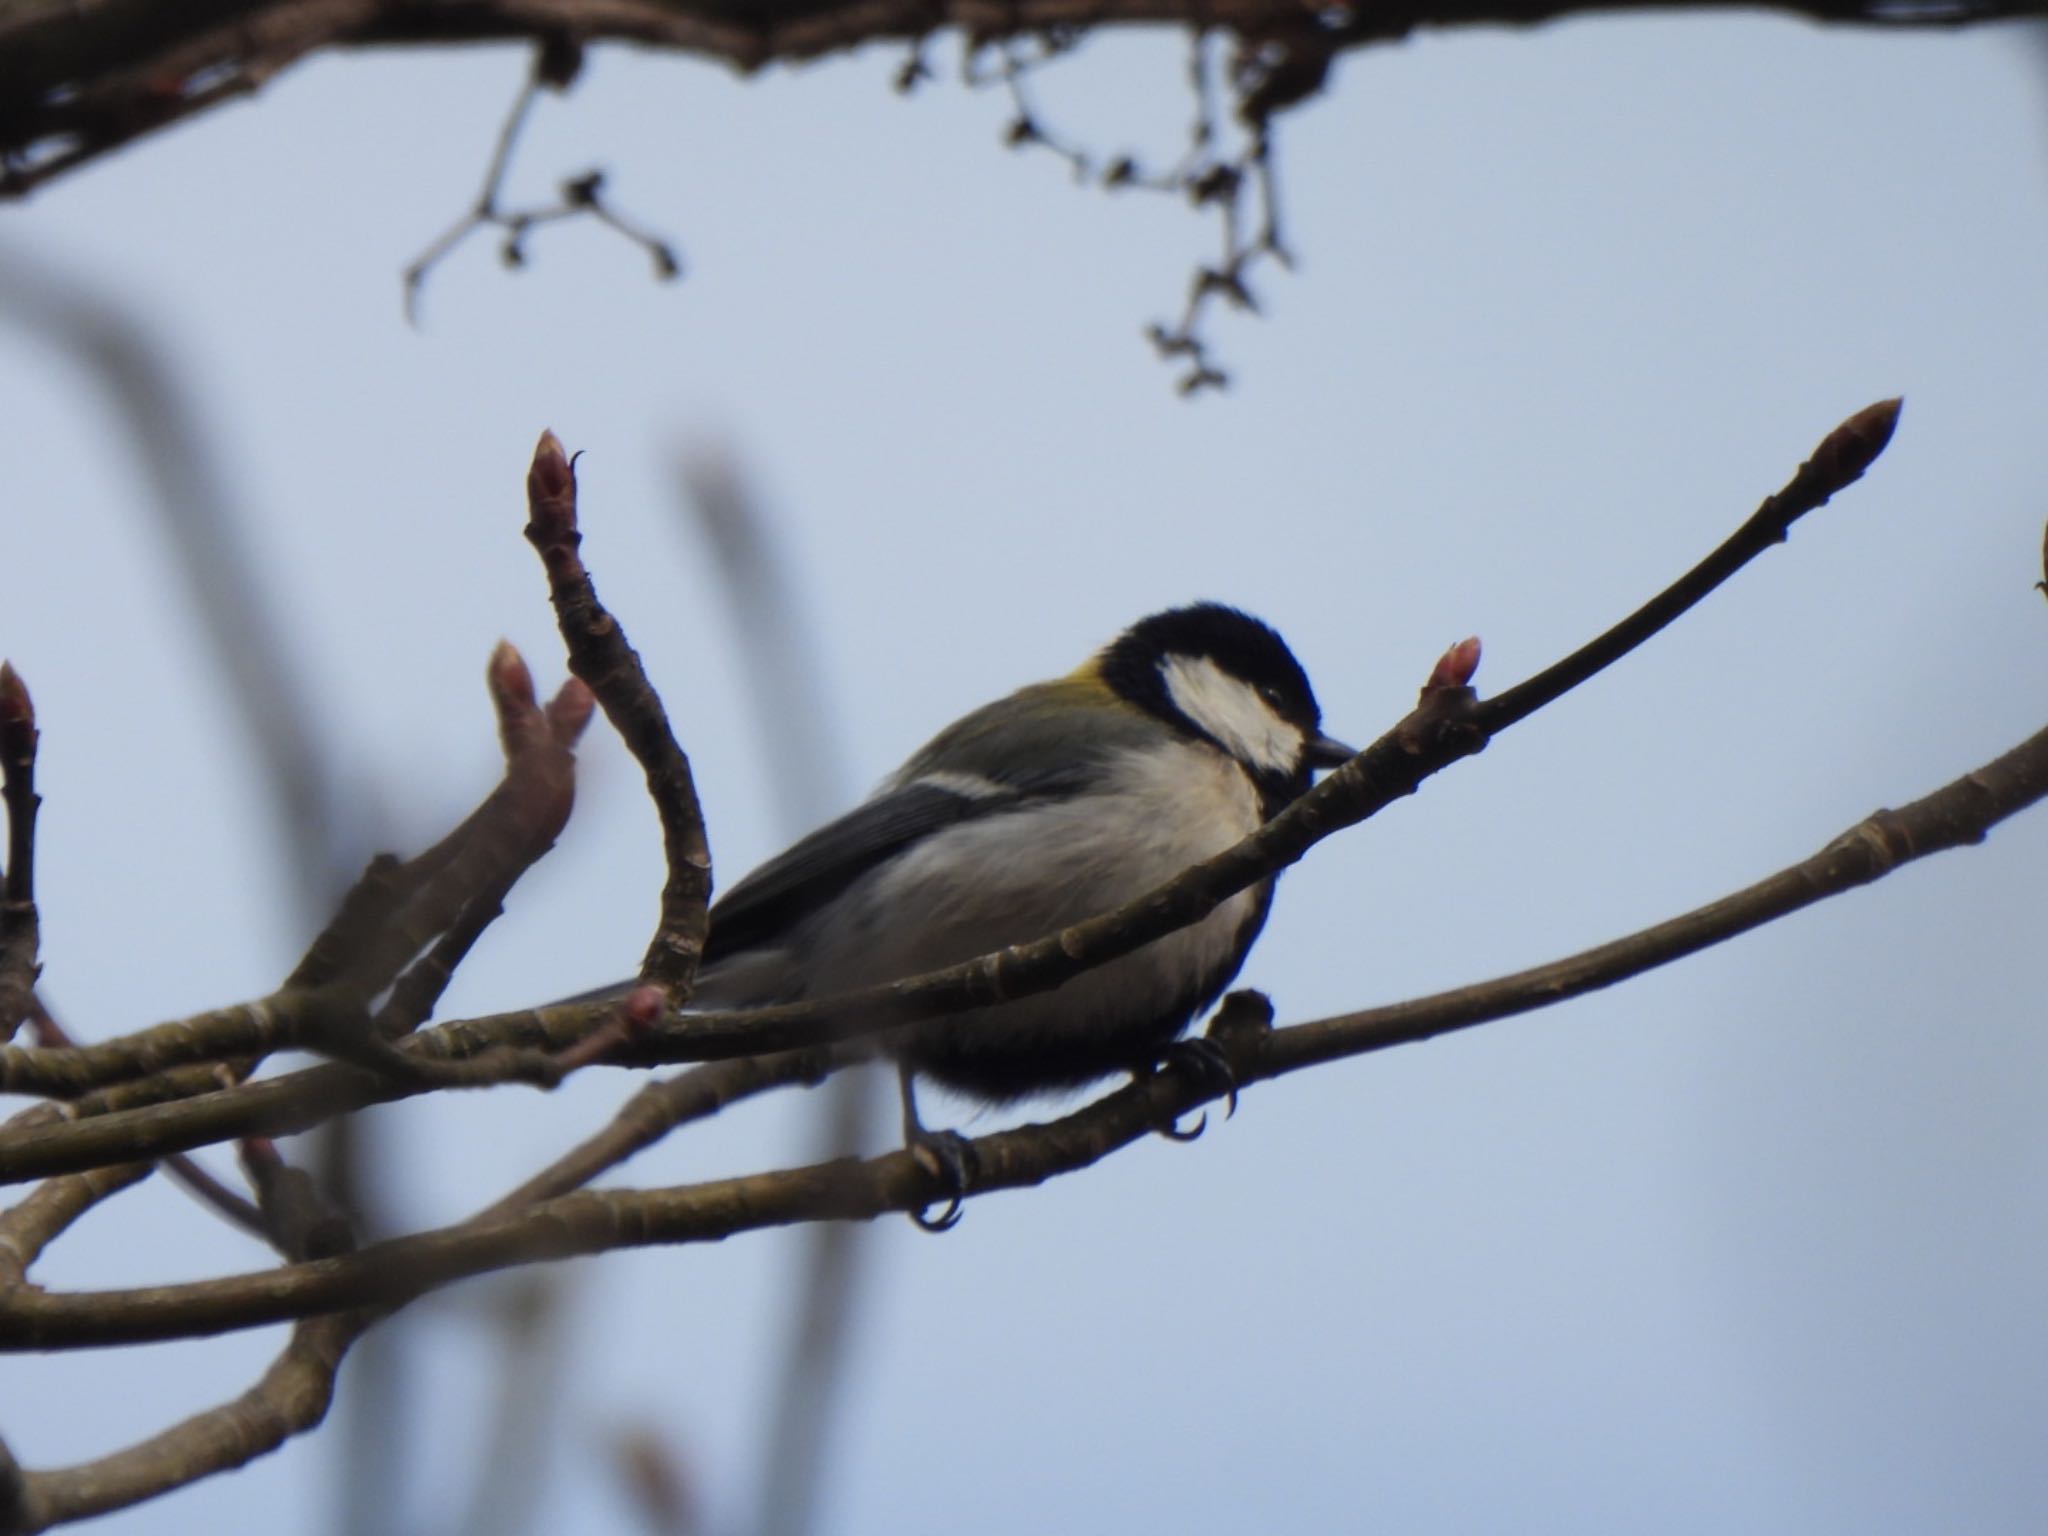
[{"left": 595, "top": 603, "right": 1351, "bottom": 1222}]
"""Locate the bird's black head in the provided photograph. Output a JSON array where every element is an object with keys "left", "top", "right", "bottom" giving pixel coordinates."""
[{"left": 1098, "top": 603, "right": 1353, "bottom": 808}]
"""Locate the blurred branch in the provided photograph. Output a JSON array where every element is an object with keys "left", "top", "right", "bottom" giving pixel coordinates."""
[
  {"left": 607, "top": 1424, "right": 699, "bottom": 1536},
  {"left": 674, "top": 444, "right": 868, "bottom": 1536},
  {"left": 0, "top": 255, "right": 398, "bottom": 1507},
  {"left": 0, "top": 245, "right": 360, "bottom": 919},
  {"left": 0, "top": 238, "right": 407, "bottom": 1536},
  {"left": 0, "top": 644, "right": 600, "bottom": 1532},
  {"left": 449, "top": 1273, "right": 572, "bottom": 1536},
  {"left": 675, "top": 446, "right": 845, "bottom": 831}
]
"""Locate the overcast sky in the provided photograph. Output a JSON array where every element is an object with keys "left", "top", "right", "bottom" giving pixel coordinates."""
[{"left": 3, "top": 15, "right": 2046, "bottom": 1536}]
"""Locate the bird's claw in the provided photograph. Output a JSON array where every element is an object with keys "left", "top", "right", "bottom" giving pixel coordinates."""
[
  {"left": 1165, "top": 1036, "right": 1240, "bottom": 1113},
  {"left": 906, "top": 1129, "right": 975, "bottom": 1233},
  {"left": 1148, "top": 1036, "right": 1239, "bottom": 1142},
  {"left": 1159, "top": 1107, "right": 1208, "bottom": 1143}
]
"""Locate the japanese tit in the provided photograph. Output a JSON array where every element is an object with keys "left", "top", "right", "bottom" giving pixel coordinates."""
[{"left": 673, "top": 602, "right": 1353, "bottom": 1134}]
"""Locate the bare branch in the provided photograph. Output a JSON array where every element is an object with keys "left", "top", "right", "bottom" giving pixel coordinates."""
[
  {"left": 1, "top": 0, "right": 2035, "bottom": 208},
  {"left": 0, "top": 1162, "right": 151, "bottom": 1287},
  {"left": 3, "top": 1314, "right": 363, "bottom": 1533},
  {"left": 239, "top": 1138, "right": 356, "bottom": 1261},
  {"left": 21, "top": 1006, "right": 273, "bottom": 1249},
  {"left": 0, "top": 664, "right": 40, "bottom": 1043},
  {"left": 403, "top": 44, "right": 679, "bottom": 325},
  {"left": 1482, "top": 397, "right": 1904, "bottom": 729},
  {"left": 0, "top": 401, "right": 1903, "bottom": 1181},
  {"left": 672, "top": 443, "right": 869, "bottom": 1536},
  {"left": 476, "top": 1043, "right": 860, "bottom": 1220},
  {"left": 524, "top": 432, "right": 713, "bottom": 999},
  {"left": 9, "top": 701, "right": 2047, "bottom": 1349}
]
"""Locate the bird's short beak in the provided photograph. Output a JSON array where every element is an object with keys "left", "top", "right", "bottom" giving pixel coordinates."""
[{"left": 1306, "top": 732, "right": 1357, "bottom": 770}]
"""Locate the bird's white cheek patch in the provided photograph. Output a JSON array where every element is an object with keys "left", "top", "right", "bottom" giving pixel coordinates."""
[{"left": 1158, "top": 654, "right": 1303, "bottom": 775}]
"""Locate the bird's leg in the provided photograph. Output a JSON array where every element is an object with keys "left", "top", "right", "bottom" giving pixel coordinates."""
[
  {"left": 898, "top": 1061, "right": 974, "bottom": 1233},
  {"left": 1144, "top": 1035, "right": 1240, "bottom": 1143}
]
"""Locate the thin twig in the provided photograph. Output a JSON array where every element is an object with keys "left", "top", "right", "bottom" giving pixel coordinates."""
[
  {"left": 1481, "top": 398, "right": 1903, "bottom": 729},
  {"left": 477, "top": 1045, "right": 859, "bottom": 1220},
  {"left": 524, "top": 432, "right": 713, "bottom": 999},
  {"left": 2, "top": 1313, "right": 365, "bottom": 1533},
  {"left": 403, "top": 46, "right": 679, "bottom": 324},
  {"left": 673, "top": 444, "right": 872, "bottom": 1536},
  {"left": 0, "top": 664, "right": 40, "bottom": 1042},
  {"left": 0, "top": 1162, "right": 152, "bottom": 1287},
  {"left": 239, "top": 1138, "right": 356, "bottom": 1261},
  {"left": 22, "top": 1003, "right": 273, "bottom": 1248}
]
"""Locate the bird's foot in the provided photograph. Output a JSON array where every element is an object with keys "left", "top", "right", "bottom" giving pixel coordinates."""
[
  {"left": 905, "top": 1128, "right": 977, "bottom": 1233},
  {"left": 1148, "top": 1036, "right": 1239, "bottom": 1143}
]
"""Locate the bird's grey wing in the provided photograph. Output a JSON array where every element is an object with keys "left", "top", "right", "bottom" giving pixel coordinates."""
[
  {"left": 887, "top": 681, "right": 1169, "bottom": 791},
  {"left": 704, "top": 777, "right": 1025, "bottom": 963}
]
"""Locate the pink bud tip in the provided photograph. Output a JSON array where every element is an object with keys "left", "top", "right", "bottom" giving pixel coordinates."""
[
  {"left": 488, "top": 641, "right": 536, "bottom": 710},
  {"left": 530, "top": 430, "right": 573, "bottom": 495},
  {"left": 622, "top": 985, "right": 667, "bottom": 1032},
  {"left": 1426, "top": 636, "right": 1482, "bottom": 692}
]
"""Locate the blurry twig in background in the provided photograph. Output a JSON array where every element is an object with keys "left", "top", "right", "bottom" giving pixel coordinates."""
[
  {"left": 609, "top": 1421, "right": 700, "bottom": 1536},
  {"left": 450, "top": 1273, "right": 573, "bottom": 1536},
  {"left": 674, "top": 443, "right": 876, "bottom": 1536},
  {"left": 0, "top": 243, "right": 411, "bottom": 1536},
  {"left": 676, "top": 446, "right": 845, "bottom": 832},
  {"left": 0, "top": 244, "right": 365, "bottom": 913}
]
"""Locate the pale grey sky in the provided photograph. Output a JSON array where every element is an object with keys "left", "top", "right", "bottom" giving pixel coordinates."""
[{"left": 3, "top": 17, "right": 2046, "bottom": 1535}]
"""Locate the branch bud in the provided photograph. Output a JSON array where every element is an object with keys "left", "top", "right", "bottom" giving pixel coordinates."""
[
  {"left": 524, "top": 430, "right": 585, "bottom": 578},
  {"left": 1423, "top": 636, "right": 1482, "bottom": 695},
  {"left": 528, "top": 429, "right": 575, "bottom": 506},
  {"left": 1799, "top": 397, "right": 1902, "bottom": 499},
  {"left": 488, "top": 640, "right": 537, "bottom": 714},
  {"left": 621, "top": 984, "right": 667, "bottom": 1033},
  {"left": 0, "top": 663, "right": 34, "bottom": 759}
]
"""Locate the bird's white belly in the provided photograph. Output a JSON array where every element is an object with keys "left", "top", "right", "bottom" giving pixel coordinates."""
[{"left": 807, "top": 740, "right": 1268, "bottom": 1098}]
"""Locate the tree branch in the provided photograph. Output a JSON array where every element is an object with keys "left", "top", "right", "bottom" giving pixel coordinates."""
[
  {"left": 2, "top": 1313, "right": 363, "bottom": 1534},
  {"left": 525, "top": 431, "right": 712, "bottom": 1000},
  {"left": 7, "top": 708, "right": 2045, "bottom": 1351},
  {"left": 0, "top": 665, "right": 40, "bottom": 1044},
  {"left": 0, "top": 401, "right": 1902, "bottom": 1182},
  {"left": 0, "top": 0, "right": 2037, "bottom": 203}
]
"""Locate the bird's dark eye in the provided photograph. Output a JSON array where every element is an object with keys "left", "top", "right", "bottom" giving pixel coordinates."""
[{"left": 1258, "top": 683, "right": 1288, "bottom": 711}]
